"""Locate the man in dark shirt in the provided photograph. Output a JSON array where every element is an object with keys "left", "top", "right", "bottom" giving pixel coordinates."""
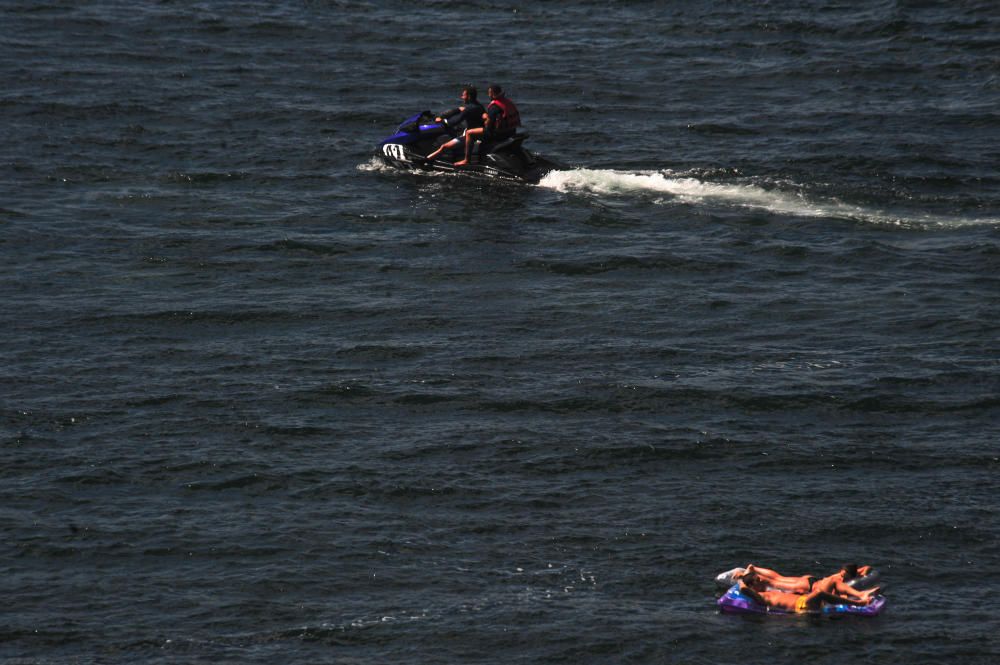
[{"left": 425, "top": 86, "right": 486, "bottom": 161}]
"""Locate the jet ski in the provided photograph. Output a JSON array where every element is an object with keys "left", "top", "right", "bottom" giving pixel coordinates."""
[{"left": 375, "top": 111, "right": 566, "bottom": 184}]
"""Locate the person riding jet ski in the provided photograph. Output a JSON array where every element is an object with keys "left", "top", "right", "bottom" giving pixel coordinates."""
[
  {"left": 425, "top": 85, "right": 485, "bottom": 162},
  {"left": 374, "top": 84, "right": 563, "bottom": 184},
  {"left": 454, "top": 83, "right": 521, "bottom": 166}
]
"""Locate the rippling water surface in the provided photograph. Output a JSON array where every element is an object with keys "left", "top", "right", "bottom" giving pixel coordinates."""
[{"left": 2, "top": 1, "right": 999, "bottom": 663}]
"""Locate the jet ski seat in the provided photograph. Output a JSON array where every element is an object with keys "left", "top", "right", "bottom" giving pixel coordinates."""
[
  {"left": 476, "top": 134, "right": 533, "bottom": 165},
  {"left": 489, "top": 134, "right": 529, "bottom": 153}
]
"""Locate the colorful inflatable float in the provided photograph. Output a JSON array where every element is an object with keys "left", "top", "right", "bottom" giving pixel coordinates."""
[
  {"left": 715, "top": 567, "right": 886, "bottom": 616},
  {"left": 717, "top": 583, "right": 887, "bottom": 616}
]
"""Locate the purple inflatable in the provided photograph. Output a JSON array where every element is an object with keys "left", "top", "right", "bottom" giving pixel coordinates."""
[{"left": 717, "top": 584, "right": 887, "bottom": 617}]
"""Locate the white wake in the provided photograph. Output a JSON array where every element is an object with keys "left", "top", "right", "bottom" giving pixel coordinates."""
[{"left": 537, "top": 168, "right": 997, "bottom": 227}]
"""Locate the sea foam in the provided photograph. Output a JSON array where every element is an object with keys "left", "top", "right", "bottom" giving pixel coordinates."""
[{"left": 537, "top": 168, "right": 998, "bottom": 228}]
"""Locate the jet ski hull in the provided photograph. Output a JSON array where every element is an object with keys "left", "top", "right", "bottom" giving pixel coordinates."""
[
  {"left": 375, "top": 112, "right": 565, "bottom": 185},
  {"left": 376, "top": 142, "right": 561, "bottom": 184}
]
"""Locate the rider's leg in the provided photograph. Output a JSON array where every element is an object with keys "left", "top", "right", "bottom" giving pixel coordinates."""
[
  {"left": 426, "top": 137, "right": 459, "bottom": 161},
  {"left": 454, "top": 127, "right": 484, "bottom": 166}
]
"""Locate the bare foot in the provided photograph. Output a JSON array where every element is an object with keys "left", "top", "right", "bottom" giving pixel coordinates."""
[{"left": 453, "top": 159, "right": 469, "bottom": 166}]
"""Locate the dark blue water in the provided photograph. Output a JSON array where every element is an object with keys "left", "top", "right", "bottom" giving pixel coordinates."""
[{"left": 3, "top": 1, "right": 999, "bottom": 662}]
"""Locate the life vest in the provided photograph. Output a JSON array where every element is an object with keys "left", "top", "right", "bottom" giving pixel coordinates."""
[{"left": 488, "top": 96, "right": 521, "bottom": 132}]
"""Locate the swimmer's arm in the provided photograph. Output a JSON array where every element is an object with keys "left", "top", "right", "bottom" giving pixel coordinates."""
[
  {"left": 739, "top": 583, "right": 767, "bottom": 606},
  {"left": 833, "top": 580, "right": 867, "bottom": 600}
]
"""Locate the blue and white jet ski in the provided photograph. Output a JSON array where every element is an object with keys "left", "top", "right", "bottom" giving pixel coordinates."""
[{"left": 375, "top": 111, "right": 566, "bottom": 184}]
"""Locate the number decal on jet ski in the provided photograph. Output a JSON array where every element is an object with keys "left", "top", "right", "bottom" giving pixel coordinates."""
[{"left": 382, "top": 144, "right": 407, "bottom": 162}]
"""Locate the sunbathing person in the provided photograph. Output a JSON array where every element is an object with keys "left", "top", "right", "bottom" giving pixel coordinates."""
[
  {"left": 737, "top": 563, "right": 878, "bottom": 600},
  {"left": 737, "top": 571, "right": 873, "bottom": 613}
]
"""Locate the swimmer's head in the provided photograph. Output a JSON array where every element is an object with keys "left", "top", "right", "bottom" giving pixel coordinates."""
[
  {"left": 740, "top": 571, "right": 761, "bottom": 589},
  {"left": 841, "top": 563, "right": 859, "bottom": 580}
]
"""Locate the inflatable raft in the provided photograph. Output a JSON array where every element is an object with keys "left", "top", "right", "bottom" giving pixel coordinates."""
[{"left": 717, "top": 583, "right": 887, "bottom": 616}]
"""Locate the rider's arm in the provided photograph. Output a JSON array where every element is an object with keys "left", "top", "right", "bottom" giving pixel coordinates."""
[
  {"left": 481, "top": 105, "right": 501, "bottom": 138},
  {"left": 435, "top": 107, "right": 462, "bottom": 124},
  {"left": 486, "top": 105, "right": 501, "bottom": 127}
]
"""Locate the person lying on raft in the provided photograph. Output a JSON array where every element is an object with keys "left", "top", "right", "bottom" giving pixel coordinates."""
[
  {"left": 737, "top": 563, "right": 878, "bottom": 601},
  {"left": 737, "top": 571, "right": 873, "bottom": 613}
]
